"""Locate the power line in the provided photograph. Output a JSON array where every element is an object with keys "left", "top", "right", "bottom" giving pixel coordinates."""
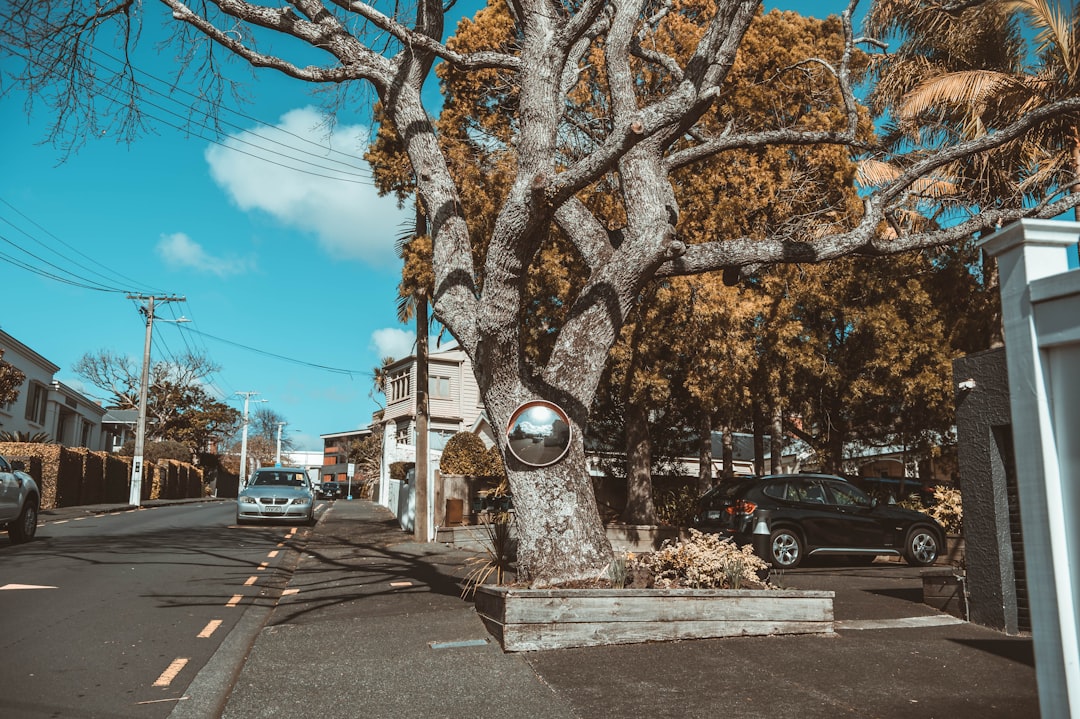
[
  {"left": 0, "top": 23, "right": 380, "bottom": 186},
  {"left": 177, "top": 324, "right": 367, "bottom": 377},
  {"left": 0, "top": 194, "right": 162, "bottom": 293}
]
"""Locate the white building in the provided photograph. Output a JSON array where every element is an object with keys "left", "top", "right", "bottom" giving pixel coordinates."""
[{"left": 1, "top": 329, "right": 106, "bottom": 450}]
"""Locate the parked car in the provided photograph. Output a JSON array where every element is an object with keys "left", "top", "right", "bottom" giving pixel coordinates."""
[
  {"left": 694, "top": 473, "right": 945, "bottom": 569},
  {"left": 236, "top": 466, "right": 316, "bottom": 525},
  {"left": 318, "top": 481, "right": 343, "bottom": 500},
  {"left": 0, "top": 454, "right": 40, "bottom": 544}
]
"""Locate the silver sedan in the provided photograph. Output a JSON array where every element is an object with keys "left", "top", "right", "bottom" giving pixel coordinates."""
[{"left": 236, "top": 467, "right": 316, "bottom": 525}]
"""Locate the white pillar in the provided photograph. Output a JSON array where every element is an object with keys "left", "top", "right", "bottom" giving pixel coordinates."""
[{"left": 979, "top": 219, "right": 1080, "bottom": 719}]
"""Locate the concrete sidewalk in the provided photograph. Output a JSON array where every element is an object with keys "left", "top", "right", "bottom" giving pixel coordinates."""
[{"left": 216, "top": 499, "right": 1039, "bottom": 719}]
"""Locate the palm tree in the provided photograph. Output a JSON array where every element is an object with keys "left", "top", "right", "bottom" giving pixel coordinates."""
[{"left": 866, "top": 0, "right": 1080, "bottom": 220}]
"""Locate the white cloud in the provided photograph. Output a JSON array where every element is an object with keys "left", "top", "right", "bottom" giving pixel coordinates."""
[
  {"left": 371, "top": 327, "right": 414, "bottom": 361},
  {"left": 205, "top": 107, "right": 410, "bottom": 267},
  {"left": 156, "top": 232, "right": 255, "bottom": 276}
]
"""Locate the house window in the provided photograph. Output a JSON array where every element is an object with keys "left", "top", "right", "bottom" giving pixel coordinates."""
[
  {"left": 396, "top": 423, "right": 411, "bottom": 445},
  {"left": 81, "top": 421, "right": 92, "bottom": 447},
  {"left": 389, "top": 373, "right": 410, "bottom": 402},
  {"left": 429, "top": 376, "right": 451, "bottom": 399},
  {"left": 24, "top": 382, "right": 47, "bottom": 425}
]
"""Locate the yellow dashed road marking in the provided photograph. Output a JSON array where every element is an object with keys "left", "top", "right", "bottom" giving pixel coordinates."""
[
  {"left": 197, "top": 620, "right": 222, "bottom": 638},
  {"left": 152, "top": 658, "right": 189, "bottom": 687},
  {"left": 226, "top": 595, "right": 243, "bottom": 608},
  {"left": 244, "top": 576, "right": 258, "bottom": 586}
]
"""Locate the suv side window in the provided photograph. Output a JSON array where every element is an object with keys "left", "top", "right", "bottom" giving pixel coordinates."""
[{"left": 825, "top": 481, "right": 872, "bottom": 508}]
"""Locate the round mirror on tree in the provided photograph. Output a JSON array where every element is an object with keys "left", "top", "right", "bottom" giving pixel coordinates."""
[{"left": 505, "top": 401, "right": 572, "bottom": 467}]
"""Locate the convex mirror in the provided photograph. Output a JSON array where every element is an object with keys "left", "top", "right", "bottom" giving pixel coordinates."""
[{"left": 505, "top": 401, "right": 572, "bottom": 467}]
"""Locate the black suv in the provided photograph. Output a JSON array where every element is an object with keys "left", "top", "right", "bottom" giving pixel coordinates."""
[
  {"left": 695, "top": 473, "right": 945, "bottom": 569},
  {"left": 318, "top": 481, "right": 343, "bottom": 500}
]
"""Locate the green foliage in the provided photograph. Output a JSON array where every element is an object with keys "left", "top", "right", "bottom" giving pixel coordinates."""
[
  {"left": 0, "top": 349, "right": 25, "bottom": 407},
  {"left": 440, "top": 432, "right": 503, "bottom": 477},
  {"left": 0, "top": 430, "right": 53, "bottom": 443},
  {"left": 927, "top": 485, "right": 964, "bottom": 534},
  {"left": 119, "top": 439, "right": 192, "bottom": 462},
  {"left": 629, "top": 530, "right": 772, "bottom": 590},
  {"left": 461, "top": 511, "right": 516, "bottom": 597},
  {"left": 653, "top": 485, "right": 701, "bottom": 528}
]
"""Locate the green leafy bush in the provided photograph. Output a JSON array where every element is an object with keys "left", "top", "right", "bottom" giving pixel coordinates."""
[
  {"left": 629, "top": 529, "right": 773, "bottom": 589},
  {"left": 441, "top": 432, "right": 501, "bottom": 477},
  {"left": 653, "top": 485, "right": 700, "bottom": 528},
  {"left": 927, "top": 485, "right": 963, "bottom": 534}
]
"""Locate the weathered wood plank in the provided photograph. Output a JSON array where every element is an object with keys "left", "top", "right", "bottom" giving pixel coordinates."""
[
  {"left": 473, "top": 586, "right": 836, "bottom": 651},
  {"left": 499, "top": 595, "right": 833, "bottom": 624},
  {"left": 497, "top": 619, "right": 835, "bottom": 652}
]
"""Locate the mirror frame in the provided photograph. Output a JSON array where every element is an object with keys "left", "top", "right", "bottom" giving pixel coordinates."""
[{"left": 504, "top": 400, "right": 572, "bottom": 467}]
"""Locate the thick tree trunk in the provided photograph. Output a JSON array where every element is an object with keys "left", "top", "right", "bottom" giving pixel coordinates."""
[
  {"left": 506, "top": 431, "right": 613, "bottom": 586},
  {"left": 721, "top": 426, "right": 734, "bottom": 479},
  {"left": 622, "top": 400, "right": 657, "bottom": 524},
  {"left": 770, "top": 404, "right": 784, "bottom": 474},
  {"left": 752, "top": 398, "right": 765, "bottom": 476},
  {"left": 698, "top": 414, "right": 713, "bottom": 494}
]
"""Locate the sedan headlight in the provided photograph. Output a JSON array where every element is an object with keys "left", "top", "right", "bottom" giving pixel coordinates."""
[
  {"left": 292, "top": 496, "right": 312, "bottom": 506},
  {"left": 238, "top": 496, "right": 258, "bottom": 504}
]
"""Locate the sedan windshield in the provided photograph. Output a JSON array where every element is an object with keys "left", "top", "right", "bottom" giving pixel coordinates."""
[{"left": 252, "top": 472, "right": 307, "bottom": 488}]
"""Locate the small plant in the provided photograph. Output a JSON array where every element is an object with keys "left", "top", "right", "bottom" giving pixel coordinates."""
[
  {"left": 460, "top": 511, "right": 516, "bottom": 598},
  {"left": 927, "top": 485, "right": 963, "bottom": 535},
  {"left": 629, "top": 529, "right": 773, "bottom": 589},
  {"left": 607, "top": 553, "right": 632, "bottom": 588},
  {"left": 653, "top": 486, "right": 701, "bottom": 528}
]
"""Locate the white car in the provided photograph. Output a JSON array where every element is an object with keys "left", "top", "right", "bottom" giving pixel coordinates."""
[
  {"left": 236, "top": 466, "right": 316, "bottom": 525},
  {"left": 1, "top": 454, "right": 40, "bottom": 543}
]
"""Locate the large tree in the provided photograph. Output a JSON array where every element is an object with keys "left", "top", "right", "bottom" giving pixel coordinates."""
[
  {"left": 74, "top": 349, "right": 242, "bottom": 457},
  {"left": 6, "top": 0, "right": 1079, "bottom": 586}
]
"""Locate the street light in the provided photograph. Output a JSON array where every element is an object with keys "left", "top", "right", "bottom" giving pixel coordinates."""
[{"left": 127, "top": 295, "right": 185, "bottom": 507}]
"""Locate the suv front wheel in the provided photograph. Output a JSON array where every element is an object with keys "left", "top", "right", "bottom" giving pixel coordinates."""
[
  {"left": 904, "top": 526, "right": 939, "bottom": 566},
  {"left": 769, "top": 528, "right": 804, "bottom": 569}
]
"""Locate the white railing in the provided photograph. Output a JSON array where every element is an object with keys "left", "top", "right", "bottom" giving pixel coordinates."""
[{"left": 980, "top": 219, "right": 1080, "bottom": 719}]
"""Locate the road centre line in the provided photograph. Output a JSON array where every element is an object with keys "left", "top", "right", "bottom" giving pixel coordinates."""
[
  {"left": 197, "top": 620, "right": 222, "bottom": 638},
  {"left": 152, "top": 658, "right": 189, "bottom": 687},
  {"left": 244, "top": 576, "right": 258, "bottom": 586},
  {"left": 267, "top": 550, "right": 278, "bottom": 558},
  {"left": 226, "top": 595, "right": 243, "bottom": 608},
  {"left": 257, "top": 562, "right": 269, "bottom": 571}
]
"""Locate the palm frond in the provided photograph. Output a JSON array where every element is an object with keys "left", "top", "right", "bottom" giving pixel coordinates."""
[{"left": 899, "top": 70, "right": 1016, "bottom": 120}]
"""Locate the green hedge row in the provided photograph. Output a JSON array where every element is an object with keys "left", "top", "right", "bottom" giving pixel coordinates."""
[{"left": 0, "top": 442, "right": 204, "bottom": 510}]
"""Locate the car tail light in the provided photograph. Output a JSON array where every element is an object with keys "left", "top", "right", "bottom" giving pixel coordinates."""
[{"left": 725, "top": 500, "right": 757, "bottom": 516}]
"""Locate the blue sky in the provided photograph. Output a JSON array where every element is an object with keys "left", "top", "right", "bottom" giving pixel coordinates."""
[{"left": 0, "top": 1, "right": 937, "bottom": 452}]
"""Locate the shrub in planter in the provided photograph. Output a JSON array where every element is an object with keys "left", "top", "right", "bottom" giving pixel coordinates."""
[{"left": 627, "top": 529, "right": 773, "bottom": 590}]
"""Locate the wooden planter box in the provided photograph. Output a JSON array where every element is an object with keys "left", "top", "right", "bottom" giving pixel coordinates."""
[
  {"left": 474, "top": 586, "right": 835, "bottom": 652},
  {"left": 922, "top": 568, "right": 967, "bottom": 620}
]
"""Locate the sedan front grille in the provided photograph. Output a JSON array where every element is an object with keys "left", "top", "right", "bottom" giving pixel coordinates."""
[{"left": 259, "top": 497, "right": 289, "bottom": 505}]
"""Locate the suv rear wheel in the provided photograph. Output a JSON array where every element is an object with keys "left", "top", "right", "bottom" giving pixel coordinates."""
[{"left": 769, "top": 528, "right": 804, "bottom": 569}]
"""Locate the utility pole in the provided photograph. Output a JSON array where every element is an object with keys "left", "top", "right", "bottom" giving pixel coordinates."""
[
  {"left": 275, "top": 422, "right": 285, "bottom": 464},
  {"left": 127, "top": 294, "right": 185, "bottom": 507},
  {"left": 236, "top": 391, "right": 266, "bottom": 487}
]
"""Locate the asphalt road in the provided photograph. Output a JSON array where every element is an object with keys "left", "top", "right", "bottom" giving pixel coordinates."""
[{"left": 0, "top": 501, "right": 322, "bottom": 718}]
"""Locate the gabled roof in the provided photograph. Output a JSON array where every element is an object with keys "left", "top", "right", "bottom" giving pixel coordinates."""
[{"left": 102, "top": 409, "right": 139, "bottom": 425}]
